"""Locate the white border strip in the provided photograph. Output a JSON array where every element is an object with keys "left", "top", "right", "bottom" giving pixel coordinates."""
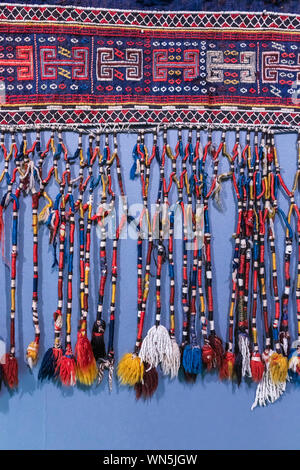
[{"left": 0, "top": 4, "right": 298, "bottom": 17}]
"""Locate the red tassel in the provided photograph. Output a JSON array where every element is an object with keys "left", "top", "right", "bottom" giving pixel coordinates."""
[
  {"left": 75, "top": 331, "right": 96, "bottom": 371},
  {"left": 209, "top": 334, "right": 224, "bottom": 369},
  {"left": 56, "top": 348, "right": 76, "bottom": 387},
  {"left": 134, "top": 381, "right": 143, "bottom": 400},
  {"left": 2, "top": 353, "right": 18, "bottom": 389},
  {"left": 135, "top": 363, "right": 158, "bottom": 400},
  {"left": 53, "top": 346, "right": 63, "bottom": 363},
  {"left": 219, "top": 351, "right": 235, "bottom": 380},
  {"left": 250, "top": 352, "right": 265, "bottom": 382},
  {"left": 202, "top": 343, "right": 215, "bottom": 370}
]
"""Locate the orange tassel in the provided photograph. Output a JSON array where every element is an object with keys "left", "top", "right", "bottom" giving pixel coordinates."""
[
  {"left": 2, "top": 353, "right": 18, "bottom": 389},
  {"left": 75, "top": 331, "right": 97, "bottom": 385},
  {"left": 219, "top": 351, "right": 235, "bottom": 380}
]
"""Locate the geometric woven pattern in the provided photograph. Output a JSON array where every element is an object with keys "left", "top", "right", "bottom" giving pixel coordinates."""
[{"left": 0, "top": 3, "right": 299, "bottom": 129}]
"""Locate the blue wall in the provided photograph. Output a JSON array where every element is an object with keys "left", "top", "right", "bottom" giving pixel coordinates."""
[{"left": 0, "top": 130, "right": 299, "bottom": 450}]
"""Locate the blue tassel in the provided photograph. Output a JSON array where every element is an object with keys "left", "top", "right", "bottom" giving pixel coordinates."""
[
  {"left": 289, "top": 370, "right": 300, "bottom": 384},
  {"left": 38, "top": 348, "right": 56, "bottom": 381},
  {"left": 288, "top": 348, "right": 300, "bottom": 384},
  {"left": 182, "top": 344, "right": 202, "bottom": 374}
]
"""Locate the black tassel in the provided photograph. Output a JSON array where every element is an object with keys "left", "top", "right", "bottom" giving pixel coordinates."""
[
  {"left": 234, "top": 350, "right": 243, "bottom": 386},
  {"left": 91, "top": 319, "right": 106, "bottom": 361},
  {"left": 38, "top": 348, "right": 59, "bottom": 381}
]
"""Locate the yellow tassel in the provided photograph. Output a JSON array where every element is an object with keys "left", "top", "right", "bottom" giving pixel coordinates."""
[
  {"left": 26, "top": 341, "right": 39, "bottom": 369},
  {"left": 76, "top": 361, "right": 98, "bottom": 386},
  {"left": 269, "top": 352, "right": 288, "bottom": 384},
  {"left": 117, "top": 353, "right": 144, "bottom": 386}
]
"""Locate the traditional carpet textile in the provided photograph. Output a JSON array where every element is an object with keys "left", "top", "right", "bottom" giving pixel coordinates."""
[
  {"left": 0, "top": 1, "right": 299, "bottom": 409},
  {"left": 0, "top": 2, "right": 298, "bottom": 129}
]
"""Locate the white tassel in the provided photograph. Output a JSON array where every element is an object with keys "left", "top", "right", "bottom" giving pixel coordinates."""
[
  {"left": 70, "top": 371, "right": 76, "bottom": 387},
  {"left": 27, "top": 357, "right": 33, "bottom": 371},
  {"left": 97, "top": 358, "right": 110, "bottom": 384},
  {"left": 108, "top": 362, "right": 114, "bottom": 392},
  {"left": 139, "top": 325, "right": 173, "bottom": 367},
  {"left": 239, "top": 334, "right": 252, "bottom": 378},
  {"left": 161, "top": 337, "right": 180, "bottom": 379},
  {"left": 97, "top": 357, "right": 114, "bottom": 391},
  {"left": 251, "top": 362, "right": 286, "bottom": 410},
  {"left": 289, "top": 354, "right": 299, "bottom": 373},
  {"left": 281, "top": 336, "right": 289, "bottom": 356}
]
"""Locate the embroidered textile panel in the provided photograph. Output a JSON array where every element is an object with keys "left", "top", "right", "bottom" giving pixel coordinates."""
[{"left": 0, "top": 4, "right": 299, "bottom": 129}]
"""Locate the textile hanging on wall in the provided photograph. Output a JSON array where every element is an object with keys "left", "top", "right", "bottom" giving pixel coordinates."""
[{"left": 0, "top": 0, "right": 299, "bottom": 410}]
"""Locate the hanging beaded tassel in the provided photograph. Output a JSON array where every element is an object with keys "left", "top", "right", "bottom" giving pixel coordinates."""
[
  {"left": 288, "top": 247, "right": 300, "bottom": 383},
  {"left": 75, "top": 136, "right": 97, "bottom": 386},
  {"left": 91, "top": 133, "right": 108, "bottom": 363},
  {"left": 2, "top": 133, "right": 23, "bottom": 387},
  {"left": 181, "top": 127, "right": 202, "bottom": 377},
  {"left": 220, "top": 133, "right": 239, "bottom": 380},
  {"left": 160, "top": 134, "right": 181, "bottom": 379},
  {"left": 26, "top": 139, "right": 41, "bottom": 369},
  {"left": 118, "top": 132, "right": 150, "bottom": 389},
  {"left": 26, "top": 130, "right": 52, "bottom": 369},
  {"left": 161, "top": 207, "right": 180, "bottom": 379},
  {"left": 98, "top": 137, "right": 128, "bottom": 391},
  {"left": 139, "top": 129, "right": 173, "bottom": 370},
  {"left": 288, "top": 136, "right": 300, "bottom": 382},
  {"left": 2, "top": 184, "right": 21, "bottom": 389},
  {"left": 202, "top": 133, "right": 224, "bottom": 370},
  {"left": 247, "top": 134, "right": 264, "bottom": 382},
  {"left": 38, "top": 134, "right": 67, "bottom": 381},
  {"left": 55, "top": 176, "right": 77, "bottom": 387},
  {"left": 251, "top": 133, "right": 288, "bottom": 409},
  {"left": 229, "top": 133, "right": 252, "bottom": 384},
  {"left": 0, "top": 131, "right": 15, "bottom": 388},
  {"left": 265, "top": 133, "right": 288, "bottom": 385},
  {"left": 135, "top": 134, "right": 159, "bottom": 398},
  {"left": 2, "top": 130, "right": 27, "bottom": 389}
]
